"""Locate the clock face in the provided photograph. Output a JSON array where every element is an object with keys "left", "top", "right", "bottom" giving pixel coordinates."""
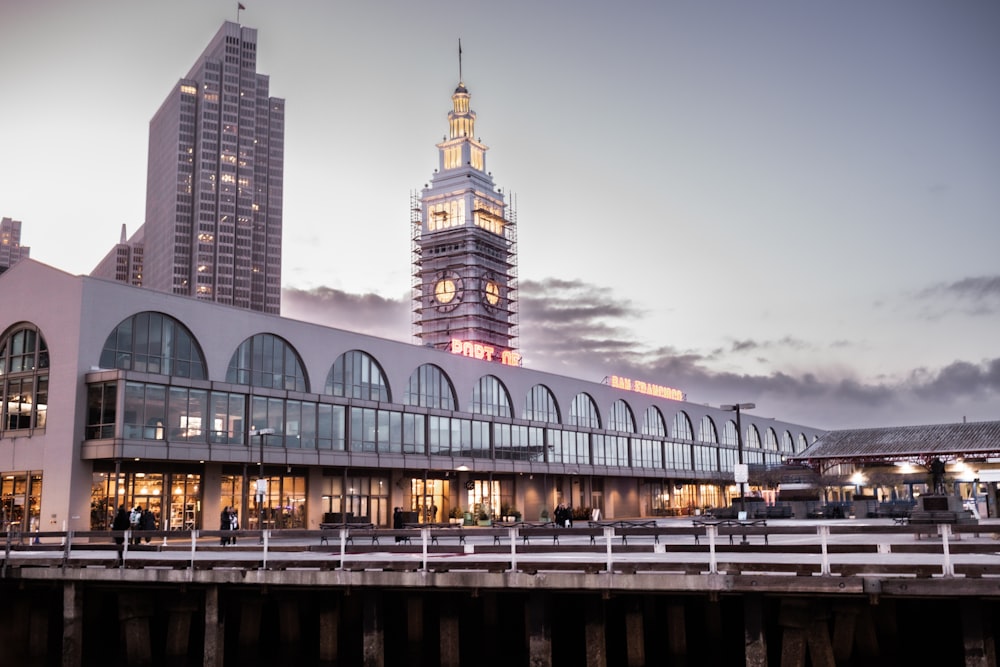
[
  {"left": 432, "top": 273, "right": 463, "bottom": 311},
  {"left": 435, "top": 278, "right": 458, "bottom": 304},
  {"left": 484, "top": 280, "right": 501, "bottom": 306}
]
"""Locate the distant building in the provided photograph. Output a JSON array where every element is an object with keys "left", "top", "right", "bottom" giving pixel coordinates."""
[
  {"left": 136, "top": 21, "right": 284, "bottom": 313},
  {"left": 412, "top": 79, "right": 519, "bottom": 362},
  {"left": 91, "top": 224, "right": 144, "bottom": 286},
  {"left": 0, "top": 217, "right": 30, "bottom": 274}
]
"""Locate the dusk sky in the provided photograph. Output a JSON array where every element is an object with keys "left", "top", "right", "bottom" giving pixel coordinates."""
[{"left": 2, "top": 1, "right": 997, "bottom": 430}]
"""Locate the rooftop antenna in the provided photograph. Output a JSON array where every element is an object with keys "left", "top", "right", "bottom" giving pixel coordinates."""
[{"left": 458, "top": 38, "right": 463, "bottom": 83}]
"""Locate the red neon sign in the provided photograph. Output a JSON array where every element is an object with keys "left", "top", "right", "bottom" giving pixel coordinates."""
[
  {"left": 450, "top": 338, "right": 522, "bottom": 367},
  {"left": 610, "top": 375, "right": 684, "bottom": 401}
]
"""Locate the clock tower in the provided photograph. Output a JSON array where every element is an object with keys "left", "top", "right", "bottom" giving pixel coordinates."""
[{"left": 412, "top": 76, "right": 518, "bottom": 361}]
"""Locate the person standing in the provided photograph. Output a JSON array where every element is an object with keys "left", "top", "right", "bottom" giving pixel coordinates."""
[
  {"left": 141, "top": 507, "right": 156, "bottom": 544},
  {"left": 112, "top": 505, "right": 130, "bottom": 565},
  {"left": 129, "top": 506, "right": 142, "bottom": 545},
  {"left": 220, "top": 507, "right": 231, "bottom": 546},
  {"left": 229, "top": 508, "right": 239, "bottom": 545}
]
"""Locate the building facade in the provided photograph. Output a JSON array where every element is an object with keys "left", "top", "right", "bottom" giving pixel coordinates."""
[
  {"left": 0, "top": 217, "right": 30, "bottom": 274},
  {"left": 0, "top": 260, "right": 822, "bottom": 533},
  {"left": 138, "top": 21, "right": 284, "bottom": 314},
  {"left": 413, "top": 81, "right": 518, "bottom": 358},
  {"left": 91, "top": 224, "right": 144, "bottom": 286}
]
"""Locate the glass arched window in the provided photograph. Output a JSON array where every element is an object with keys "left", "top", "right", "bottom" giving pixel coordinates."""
[
  {"left": 405, "top": 364, "right": 456, "bottom": 410},
  {"left": 326, "top": 350, "right": 389, "bottom": 401},
  {"left": 722, "top": 420, "right": 738, "bottom": 447},
  {"left": 471, "top": 376, "right": 512, "bottom": 417},
  {"left": 798, "top": 433, "right": 810, "bottom": 452},
  {"left": 226, "top": 334, "right": 308, "bottom": 392},
  {"left": 641, "top": 406, "right": 666, "bottom": 437},
  {"left": 781, "top": 430, "right": 795, "bottom": 453},
  {"left": 698, "top": 415, "right": 718, "bottom": 443},
  {"left": 671, "top": 411, "right": 694, "bottom": 441},
  {"left": 746, "top": 424, "right": 761, "bottom": 448},
  {"left": 523, "top": 385, "right": 560, "bottom": 423},
  {"left": 568, "top": 393, "right": 600, "bottom": 428},
  {"left": 607, "top": 400, "right": 635, "bottom": 432},
  {"left": 100, "top": 312, "right": 206, "bottom": 379},
  {"left": 764, "top": 428, "right": 779, "bottom": 451},
  {"left": 0, "top": 324, "right": 49, "bottom": 432}
]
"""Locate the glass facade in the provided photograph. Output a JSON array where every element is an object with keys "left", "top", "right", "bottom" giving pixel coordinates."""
[{"left": 0, "top": 325, "right": 48, "bottom": 433}]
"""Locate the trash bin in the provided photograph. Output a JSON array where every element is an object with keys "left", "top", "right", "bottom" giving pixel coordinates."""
[{"left": 463, "top": 512, "right": 474, "bottom": 527}]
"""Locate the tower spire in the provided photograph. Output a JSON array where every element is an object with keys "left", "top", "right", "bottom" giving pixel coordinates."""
[{"left": 458, "top": 39, "right": 463, "bottom": 83}]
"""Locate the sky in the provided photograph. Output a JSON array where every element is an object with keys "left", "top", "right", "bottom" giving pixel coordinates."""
[{"left": 2, "top": 1, "right": 998, "bottom": 431}]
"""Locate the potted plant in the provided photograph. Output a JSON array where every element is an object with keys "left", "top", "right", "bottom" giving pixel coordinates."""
[
  {"left": 449, "top": 506, "right": 463, "bottom": 525},
  {"left": 476, "top": 508, "right": 491, "bottom": 527},
  {"left": 540, "top": 508, "right": 550, "bottom": 523}
]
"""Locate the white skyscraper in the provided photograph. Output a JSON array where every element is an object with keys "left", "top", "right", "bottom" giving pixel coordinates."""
[{"left": 140, "top": 21, "right": 284, "bottom": 313}]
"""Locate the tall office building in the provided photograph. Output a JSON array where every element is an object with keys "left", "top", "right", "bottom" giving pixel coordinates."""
[
  {"left": 92, "top": 224, "right": 144, "bottom": 286},
  {"left": 0, "top": 217, "right": 30, "bottom": 274},
  {"left": 140, "top": 21, "right": 284, "bottom": 313},
  {"left": 412, "top": 79, "right": 519, "bottom": 363}
]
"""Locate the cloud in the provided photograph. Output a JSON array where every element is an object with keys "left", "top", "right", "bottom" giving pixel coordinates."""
[
  {"left": 917, "top": 275, "right": 1000, "bottom": 316},
  {"left": 282, "top": 286, "right": 410, "bottom": 342},
  {"left": 282, "top": 279, "right": 999, "bottom": 430}
]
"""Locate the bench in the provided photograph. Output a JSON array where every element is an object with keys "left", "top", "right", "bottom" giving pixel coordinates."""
[
  {"left": 318, "top": 523, "right": 375, "bottom": 545},
  {"left": 692, "top": 518, "right": 768, "bottom": 545}
]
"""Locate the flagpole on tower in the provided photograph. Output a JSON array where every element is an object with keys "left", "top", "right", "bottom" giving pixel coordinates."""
[
  {"left": 237, "top": 2, "right": 246, "bottom": 23},
  {"left": 458, "top": 38, "right": 463, "bottom": 83}
]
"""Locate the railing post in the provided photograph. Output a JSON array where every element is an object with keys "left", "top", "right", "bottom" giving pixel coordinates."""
[
  {"left": 605, "top": 527, "right": 614, "bottom": 573},
  {"left": 818, "top": 525, "right": 831, "bottom": 575},
  {"left": 509, "top": 527, "right": 518, "bottom": 572},
  {"left": 421, "top": 527, "right": 430, "bottom": 572},
  {"left": 707, "top": 525, "right": 718, "bottom": 574},
  {"left": 190, "top": 530, "right": 198, "bottom": 575},
  {"left": 339, "top": 527, "right": 348, "bottom": 571},
  {"left": 939, "top": 523, "right": 954, "bottom": 577},
  {"left": 262, "top": 529, "right": 269, "bottom": 569},
  {"left": 62, "top": 530, "right": 72, "bottom": 569}
]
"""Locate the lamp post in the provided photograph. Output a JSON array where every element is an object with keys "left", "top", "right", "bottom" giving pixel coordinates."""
[
  {"left": 249, "top": 428, "right": 274, "bottom": 540},
  {"left": 721, "top": 403, "right": 755, "bottom": 521}
]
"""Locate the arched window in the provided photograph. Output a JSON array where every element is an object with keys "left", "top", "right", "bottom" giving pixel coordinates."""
[
  {"left": 470, "top": 376, "right": 512, "bottom": 417},
  {"left": 764, "top": 428, "right": 779, "bottom": 451},
  {"left": 641, "top": 406, "right": 666, "bottom": 437},
  {"left": 798, "top": 433, "right": 810, "bottom": 452},
  {"left": 671, "top": 411, "right": 694, "bottom": 441},
  {"left": 100, "top": 312, "right": 206, "bottom": 379},
  {"left": 698, "top": 415, "right": 718, "bottom": 443},
  {"left": 781, "top": 430, "right": 795, "bottom": 453},
  {"left": 326, "top": 350, "right": 389, "bottom": 401},
  {"left": 746, "top": 424, "right": 761, "bottom": 448},
  {"left": 722, "top": 420, "right": 738, "bottom": 447},
  {"left": 405, "top": 364, "right": 456, "bottom": 410},
  {"left": 607, "top": 400, "right": 635, "bottom": 432},
  {"left": 0, "top": 324, "right": 49, "bottom": 432},
  {"left": 523, "top": 385, "right": 560, "bottom": 423},
  {"left": 226, "top": 334, "right": 308, "bottom": 392},
  {"left": 568, "top": 393, "right": 600, "bottom": 428}
]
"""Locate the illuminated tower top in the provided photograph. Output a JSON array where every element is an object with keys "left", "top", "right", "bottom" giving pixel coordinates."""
[{"left": 411, "top": 56, "right": 519, "bottom": 364}]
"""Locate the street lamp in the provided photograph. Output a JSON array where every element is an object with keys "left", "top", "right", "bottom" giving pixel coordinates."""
[
  {"left": 721, "top": 403, "right": 755, "bottom": 520},
  {"left": 249, "top": 428, "right": 274, "bottom": 539}
]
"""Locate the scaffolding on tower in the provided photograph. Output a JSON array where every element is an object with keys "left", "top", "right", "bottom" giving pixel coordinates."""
[{"left": 410, "top": 190, "right": 424, "bottom": 344}]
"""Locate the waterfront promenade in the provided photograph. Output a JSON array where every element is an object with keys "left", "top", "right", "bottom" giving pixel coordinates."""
[{"left": 3, "top": 518, "right": 1000, "bottom": 666}]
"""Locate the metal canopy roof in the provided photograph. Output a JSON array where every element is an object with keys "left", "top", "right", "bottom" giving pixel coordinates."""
[{"left": 789, "top": 420, "right": 1000, "bottom": 465}]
